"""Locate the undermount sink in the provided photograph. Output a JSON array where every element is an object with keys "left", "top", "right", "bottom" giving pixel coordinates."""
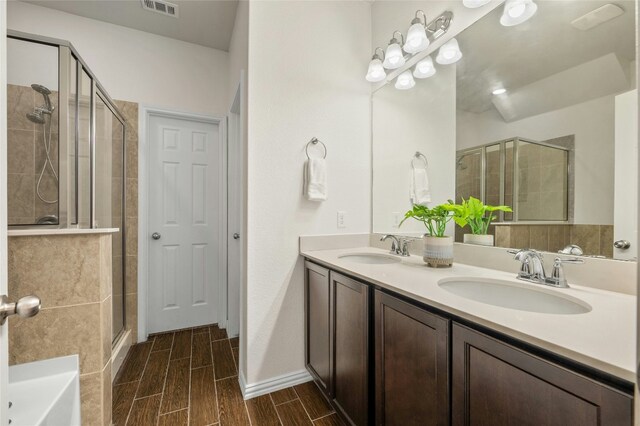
[
  {"left": 438, "top": 278, "right": 592, "bottom": 315},
  {"left": 338, "top": 253, "right": 401, "bottom": 265}
]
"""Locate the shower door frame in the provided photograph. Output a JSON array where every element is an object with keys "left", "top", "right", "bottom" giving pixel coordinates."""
[{"left": 6, "top": 31, "right": 128, "bottom": 343}]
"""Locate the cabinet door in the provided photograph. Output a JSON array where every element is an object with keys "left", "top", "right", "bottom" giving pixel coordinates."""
[
  {"left": 305, "top": 261, "right": 332, "bottom": 394},
  {"left": 331, "top": 272, "right": 369, "bottom": 426},
  {"left": 452, "top": 324, "right": 632, "bottom": 426},
  {"left": 375, "top": 291, "right": 449, "bottom": 426}
]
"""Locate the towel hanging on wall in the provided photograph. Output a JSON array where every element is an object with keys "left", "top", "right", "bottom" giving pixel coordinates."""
[
  {"left": 304, "top": 137, "right": 328, "bottom": 201},
  {"left": 410, "top": 151, "right": 431, "bottom": 205}
]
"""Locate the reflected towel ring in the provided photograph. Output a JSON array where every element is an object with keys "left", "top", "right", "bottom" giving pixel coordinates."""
[
  {"left": 411, "top": 151, "right": 428, "bottom": 169},
  {"left": 306, "top": 137, "right": 327, "bottom": 160}
]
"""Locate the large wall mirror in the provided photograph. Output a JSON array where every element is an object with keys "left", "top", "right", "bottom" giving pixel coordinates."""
[{"left": 372, "top": 0, "right": 637, "bottom": 260}]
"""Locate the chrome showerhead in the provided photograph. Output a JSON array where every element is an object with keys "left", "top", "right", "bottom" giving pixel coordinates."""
[
  {"left": 31, "top": 83, "right": 54, "bottom": 113},
  {"left": 27, "top": 111, "right": 45, "bottom": 124},
  {"left": 31, "top": 84, "right": 51, "bottom": 96}
]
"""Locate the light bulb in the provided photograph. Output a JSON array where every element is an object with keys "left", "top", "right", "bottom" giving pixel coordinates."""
[
  {"left": 365, "top": 58, "right": 386, "bottom": 83},
  {"left": 500, "top": 0, "right": 537, "bottom": 26},
  {"left": 462, "top": 0, "right": 491, "bottom": 8},
  {"left": 383, "top": 41, "right": 405, "bottom": 69},
  {"left": 436, "top": 38, "right": 462, "bottom": 65},
  {"left": 403, "top": 22, "right": 429, "bottom": 54},
  {"left": 413, "top": 56, "right": 436, "bottom": 79},
  {"left": 395, "top": 70, "right": 415, "bottom": 90},
  {"left": 492, "top": 88, "right": 507, "bottom": 95}
]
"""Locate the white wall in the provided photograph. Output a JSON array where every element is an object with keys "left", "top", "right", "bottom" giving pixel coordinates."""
[
  {"left": 372, "top": 66, "right": 456, "bottom": 235},
  {"left": 245, "top": 0, "right": 371, "bottom": 385},
  {"left": 457, "top": 95, "right": 616, "bottom": 225},
  {"left": 8, "top": 1, "right": 229, "bottom": 117}
]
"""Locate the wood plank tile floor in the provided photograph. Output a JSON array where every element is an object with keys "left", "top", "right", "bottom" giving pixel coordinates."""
[{"left": 113, "top": 324, "right": 344, "bottom": 426}]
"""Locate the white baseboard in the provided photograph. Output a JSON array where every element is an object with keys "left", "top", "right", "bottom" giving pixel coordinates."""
[{"left": 240, "top": 369, "right": 313, "bottom": 400}]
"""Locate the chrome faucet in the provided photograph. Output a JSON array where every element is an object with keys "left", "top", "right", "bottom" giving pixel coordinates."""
[
  {"left": 381, "top": 235, "right": 411, "bottom": 257},
  {"left": 510, "top": 249, "right": 583, "bottom": 288}
]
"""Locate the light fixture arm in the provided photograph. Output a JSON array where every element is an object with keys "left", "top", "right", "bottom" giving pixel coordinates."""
[
  {"left": 412, "top": 10, "right": 427, "bottom": 26},
  {"left": 372, "top": 46, "right": 385, "bottom": 60},
  {"left": 390, "top": 30, "right": 405, "bottom": 46},
  {"left": 426, "top": 11, "right": 454, "bottom": 37}
]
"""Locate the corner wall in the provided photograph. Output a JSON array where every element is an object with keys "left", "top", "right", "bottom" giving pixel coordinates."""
[{"left": 245, "top": 1, "right": 372, "bottom": 385}]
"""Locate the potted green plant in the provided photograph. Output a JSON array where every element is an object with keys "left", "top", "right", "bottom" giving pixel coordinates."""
[
  {"left": 443, "top": 197, "right": 512, "bottom": 246},
  {"left": 400, "top": 204, "right": 454, "bottom": 267}
]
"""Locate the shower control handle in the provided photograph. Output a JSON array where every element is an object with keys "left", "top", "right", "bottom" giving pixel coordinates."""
[
  {"left": 0, "top": 294, "right": 41, "bottom": 325},
  {"left": 152, "top": 232, "right": 161, "bottom": 240}
]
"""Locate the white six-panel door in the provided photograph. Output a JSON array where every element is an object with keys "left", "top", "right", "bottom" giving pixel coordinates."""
[{"left": 148, "top": 114, "right": 221, "bottom": 333}]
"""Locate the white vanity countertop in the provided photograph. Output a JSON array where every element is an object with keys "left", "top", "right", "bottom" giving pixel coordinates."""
[
  {"left": 8, "top": 228, "right": 120, "bottom": 237},
  {"left": 301, "top": 246, "right": 636, "bottom": 383}
]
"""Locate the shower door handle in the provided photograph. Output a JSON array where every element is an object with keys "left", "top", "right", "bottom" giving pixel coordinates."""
[
  {"left": 0, "top": 294, "right": 41, "bottom": 325},
  {"left": 152, "top": 232, "right": 161, "bottom": 240}
]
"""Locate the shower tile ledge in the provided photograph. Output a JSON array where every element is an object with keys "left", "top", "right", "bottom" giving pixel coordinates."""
[{"left": 8, "top": 228, "right": 119, "bottom": 237}]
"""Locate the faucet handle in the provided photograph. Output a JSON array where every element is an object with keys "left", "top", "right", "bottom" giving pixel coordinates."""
[
  {"left": 399, "top": 239, "right": 411, "bottom": 257},
  {"left": 547, "top": 257, "right": 583, "bottom": 288}
]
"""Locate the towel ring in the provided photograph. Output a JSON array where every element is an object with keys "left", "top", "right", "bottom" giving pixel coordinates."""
[
  {"left": 306, "top": 137, "right": 327, "bottom": 160},
  {"left": 411, "top": 151, "right": 428, "bottom": 169}
]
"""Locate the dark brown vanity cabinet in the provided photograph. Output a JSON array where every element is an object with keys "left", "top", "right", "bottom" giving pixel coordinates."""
[
  {"left": 374, "top": 291, "right": 449, "bottom": 426},
  {"left": 304, "top": 261, "right": 633, "bottom": 426},
  {"left": 304, "top": 261, "right": 332, "bottom": 394},
  {"left": 452, "top": 324, "right": 633, "bottom": 426},
  {"left": 304, "top": 262, "right": 369, "bottom": 425}
]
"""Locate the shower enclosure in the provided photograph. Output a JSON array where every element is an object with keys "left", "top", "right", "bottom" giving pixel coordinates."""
[
  {"left": 7, "top": 31, "right": 127, "bottom": 342},
  {"left": 456, "top": 137, "right": 571, "bottom": 222}
]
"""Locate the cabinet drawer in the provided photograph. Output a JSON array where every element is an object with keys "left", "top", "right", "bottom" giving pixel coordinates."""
[{"left": 452, "top": 324, "right": 632, "bottom": 426}]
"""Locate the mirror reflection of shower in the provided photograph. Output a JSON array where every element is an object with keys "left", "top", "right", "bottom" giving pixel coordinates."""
[{"left": 26, "top": 83, "right": 58, "bottom": 206}]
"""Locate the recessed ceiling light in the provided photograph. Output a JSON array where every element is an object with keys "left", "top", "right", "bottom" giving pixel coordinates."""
[{"left": 492, "top": 88, "right": 507, "bottom": 95}]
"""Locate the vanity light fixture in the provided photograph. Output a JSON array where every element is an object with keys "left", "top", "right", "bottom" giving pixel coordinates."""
[
  {"left": 492, "top": 88, "right": 507, "bottom": 95},
  {"left": 500, "top": 0, "right": 538, "bottom": 26},
  {"left": 462, "top": 0, "right": 491, "bottom": 8},
  {"left": 366, "top": 47, "right": 387, "bottom": 83},
  {"left": 395, "top": 70, "right": 416, "bottom": 90},
  {"left": 383, "top": 31, "right": 406, "bottom": 69},
  {"left": 413, "top": 56, "right": 436, "bottom": 79},
  {"left": 436, "top": 38, "right": 463, "bottom": 65},
  {"left": 403, "top": 10, "right": 430, "bottom": 54}
]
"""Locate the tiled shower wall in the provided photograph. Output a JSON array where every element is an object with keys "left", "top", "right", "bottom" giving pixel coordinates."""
[
  {"left": 7, "top": 84, "right": 59, "bottom": 224},
  {"left": 115, "top": 100, "right": 139, "bottom": 343},
  {"left": 494, "top": 224, "right": 614, "bottom": 258}
]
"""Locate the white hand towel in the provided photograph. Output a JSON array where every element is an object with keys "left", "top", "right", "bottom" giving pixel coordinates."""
[
  {"left": 410, "top": 167, "right": 431, "bottom": 206},
  {"left": 304, "top": 158, "right": 327, "bottom": 201}
]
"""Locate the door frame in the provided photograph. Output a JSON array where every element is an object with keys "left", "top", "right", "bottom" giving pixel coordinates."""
[{"left": 138, "top": 106, "right": 226, "bottom": 341}]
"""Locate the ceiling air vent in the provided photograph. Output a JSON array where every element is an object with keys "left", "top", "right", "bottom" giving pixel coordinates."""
[{"left": 141, "top": 0, "right": 179, "bottom": 18}]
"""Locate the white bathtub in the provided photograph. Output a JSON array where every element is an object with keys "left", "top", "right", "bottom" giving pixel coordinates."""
[{"left": 8, "top": 355, "right": 81, "bottom": 426}]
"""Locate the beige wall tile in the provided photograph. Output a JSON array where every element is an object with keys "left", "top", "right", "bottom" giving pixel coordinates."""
[
  {"left": 126, "top": 215, "right": 138, "bottom": 256},
  {"left": 102, "top": 362, "right": 112, "bottom": 426},
  {"left": 529, "top": 225, "right": 549, "bottom": 252},
  {"left": 101, "top": 296, "right": 112, "bottom": 368},
  {"left": 8, "top": 129, "right": 35, "bottom": 174},
  {"left": 80, "top": 371, "right": 101, "bottom": 426},
  {"left": 126, "top": 293, "right": 138, "bottom": 343},
  {"left": 9, "top": 303, "right": 102, "bottom": 373},
  {"left": 126, "top": 255, "right": 138, "bottom": 294},
  {"left": 570, "top": 225, "right": 600, "bottom": 256},
  {"left": 510, "top": 225, "right": 530, "bottom": 249},
  {"left": 8, "top": 173, "right": 35, "bottom": 221},
  {"left": 8, "top": 84, "right": 35, "bottom": 131},
  {"left": 599, "top": 225, "right": 614, "bottom": 258},
  {"left": 126, "top": 178, "right": 138, "bottom": 218},
  {"left": 548, "top": 225, "right": 567, "bottom": 253},
  {"left": 494, "top": 226, "right": 511, "bottom": 248},
  {"left": 9, "top": 235, "right": 101, "bottom": 307},
  {"left": 99, "top": 235, "right": 113, "bottom": 302}
]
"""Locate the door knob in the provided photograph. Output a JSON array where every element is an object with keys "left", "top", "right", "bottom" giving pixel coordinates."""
[
  {"left": 233, "top": 233, "right": 240, "bottom": 240},
  {"left": 152, "top": 232, "right": 161, "bottom": 240},
  {"left": 0, "top": 294, "right": 41, "bottom": 325},
  {"left": 614, "top": 240, "right": 631, "bottom": 249}
]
